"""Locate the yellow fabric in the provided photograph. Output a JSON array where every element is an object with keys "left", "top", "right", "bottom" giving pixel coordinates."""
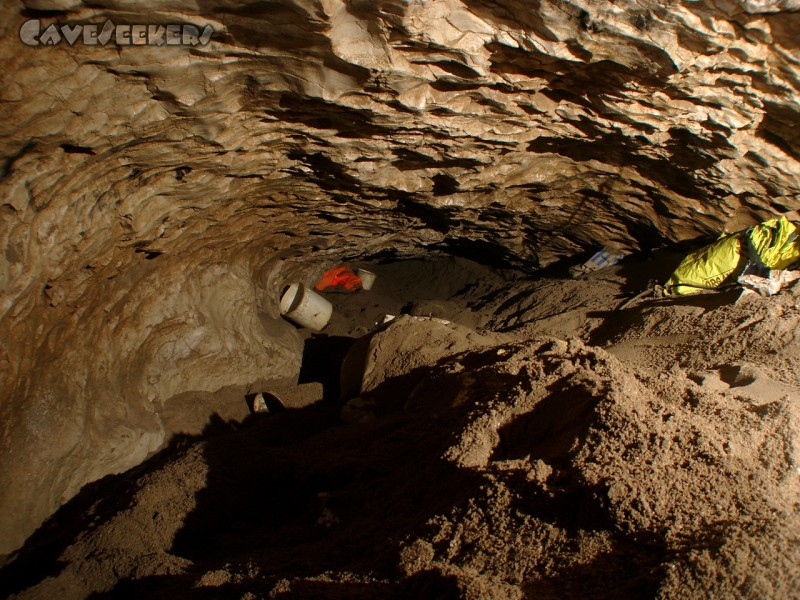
[
  {"left": 664, "top": 216, "right": 800, "bottom": 296},
  {"left": 747, "top": 216, "right": 799, "bottom": 270},
  {"left": 664, "top": 233, "right": 744, "bottom": 296}
]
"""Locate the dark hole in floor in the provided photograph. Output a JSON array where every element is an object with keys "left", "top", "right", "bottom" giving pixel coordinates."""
[{"left": 298, "top": 335, "right": 356, "bottom": 401}]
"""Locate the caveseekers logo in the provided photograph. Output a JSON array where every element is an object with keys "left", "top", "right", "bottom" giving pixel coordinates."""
[{"left": 20, "top": 19, "right": 214, "bottom": 47}]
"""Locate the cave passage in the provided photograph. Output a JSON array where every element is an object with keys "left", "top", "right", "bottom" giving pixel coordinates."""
[{"left": 3, "top": 0, "right": 800, "bottom": 595}]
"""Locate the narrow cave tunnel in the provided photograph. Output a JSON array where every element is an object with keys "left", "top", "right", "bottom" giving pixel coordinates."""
[{"left": 2, "top": 0, "right": 800, "bottom": 598}]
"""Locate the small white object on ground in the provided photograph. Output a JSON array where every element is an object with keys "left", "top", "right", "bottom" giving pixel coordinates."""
[
  {"left": 252, "top": 393, "right": 268, "bottom": 413},
  {"left": 357, "top": 268, "right": 377, "bottom": 290}
]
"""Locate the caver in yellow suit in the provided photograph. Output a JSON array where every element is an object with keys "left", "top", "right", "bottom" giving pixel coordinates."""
[{"left": 664, "top": 216, "right": 800, "bottom": 296}]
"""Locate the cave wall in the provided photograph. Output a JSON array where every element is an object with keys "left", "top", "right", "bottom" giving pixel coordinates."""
[{"left": 1, "top": 0, "right": 800, "bottom": 554}]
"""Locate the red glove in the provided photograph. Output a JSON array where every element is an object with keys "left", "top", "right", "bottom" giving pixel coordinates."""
[{"left": 314, "top": 266, "right": 363, "bottom": 292}]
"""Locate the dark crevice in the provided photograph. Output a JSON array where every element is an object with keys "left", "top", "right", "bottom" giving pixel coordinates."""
[
  {"left": 60, "top": 144, "right": 96, "bottom": 155},
  {"left": 527, "top": 132, "right": 716, "bottom": 201},
  {"left": 287, "top": 150, "right": 363, "bottom": 193},
  {"left": 391, "top": 148, "right": 483, "bottom": 171},
  {"left": 431, "top": 173, "right": 459, "bottom": 196},
  {"left": 1, "top": 141, "right": 36, "bottom": 180},
  {"left": 395, "top": 195, "right": 453, "bottom": 232}
]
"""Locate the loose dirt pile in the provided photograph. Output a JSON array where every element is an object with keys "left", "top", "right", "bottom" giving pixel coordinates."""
[{"left": 2, "top": 255, "right": 799, "bottom": 599}]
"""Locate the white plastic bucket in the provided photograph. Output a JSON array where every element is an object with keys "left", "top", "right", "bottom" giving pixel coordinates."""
[
  {"left": 356, "top": 268, "right": 377, "bottom": 291},
  {"left": 279, "top": 283, "right": 332, "bottom": 330}
]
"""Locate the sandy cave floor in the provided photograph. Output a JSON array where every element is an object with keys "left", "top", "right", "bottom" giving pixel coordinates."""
[{"left": 1, "top": 253, "right": 800, "bottom": 599}]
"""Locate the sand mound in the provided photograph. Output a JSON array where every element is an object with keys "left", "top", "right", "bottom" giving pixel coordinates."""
[{"left": 2, "top": 258, "right": 799, "bottom": 598}]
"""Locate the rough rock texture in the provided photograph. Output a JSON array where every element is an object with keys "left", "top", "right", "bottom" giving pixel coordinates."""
[{"left": 2, "top": 0, "right": 800, "bottom": 555}]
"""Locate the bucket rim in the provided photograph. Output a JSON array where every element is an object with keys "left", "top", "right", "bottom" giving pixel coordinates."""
[{"left": 279, "top": 283, "right": 303, "bottom": 314}]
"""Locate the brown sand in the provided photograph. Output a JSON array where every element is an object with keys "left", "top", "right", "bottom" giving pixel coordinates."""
[{"left": 1, "top": 255, "right": 799, "bottom": 599}]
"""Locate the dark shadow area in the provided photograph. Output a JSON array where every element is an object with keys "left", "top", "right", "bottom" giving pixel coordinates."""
[
  {"left": 397, "top": 570, "right": 463, "bottom": 599},
  {"left": 429, "top": 237, "right": 538, "bottom": 270},
  {"left": 60, "top": 143, "right": 95, "bottom": 155},
  {"left": 758, "top": 100, "right": 800, "bottom": 163},
  {"left": 338, "top": 333, "right": 373, "bottom": 401},
  {"left": 527, "top": 132, "right": 714, "bottom": 202},
  {"left": 431, "top": 173, "right": 460, "bottom": 196},
  {"left": 94, "top": 566, "right": 458, "bottom": 600},
  {"left": 477, "top": 284, "right": 542, "bottom": 318},
  {"left": 648, "top": 287, "right": 742, "bottom": 310},
  {"left": 492, "top": 380, "right": 615, "bottom": 534},
  {"left": 0, "top": 432, "right": 203, "bottom": 597},
  {"left": 585, "top": 306, "right": 650, "bottom": 347},
  {"left": 286, "top": 149, "right": 363, "bottom": 193},
  {"left": 133, "top": 373, "right": 489, "bottom": 595},
  {"left": 394, "top": 195, "right": 454, "bottom": 233},
  {"left": 112, "top": 580, "right": 393, "bottom": 600},
  {"left": 1, "top": 139, "right": 36, "bottom": 179},
  {"left": 391, "top": 147, "right": 483, "bottom": 171},
  {"left": 298, "top": 334, "right": 356, "bottom": 401},
  {"left": 493, "top": 381, "right": 597, "bottom": 463},
  {"left": 2, "top": 339, "right": 674, "bottom": 598},
  {"left": 514, "top": 473, "right": 614, "bottom": 534},
  {"left": 20, "top": 8, "right": 72, "bottom": 18},
  {"left": 264, "top": 93, "right": 389, "bottom": 139},
  {"left": 359, "top": 346, "right": 524, "bottom": 418},
  {"left": 597, "top": 249, "right": 688, "bottom": 296},
  {"left": 717, "top": 364, "right": 755, "bottom": 387},
  {"left": 525, "top": 531, "right": 668, "bottom": 600}
]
